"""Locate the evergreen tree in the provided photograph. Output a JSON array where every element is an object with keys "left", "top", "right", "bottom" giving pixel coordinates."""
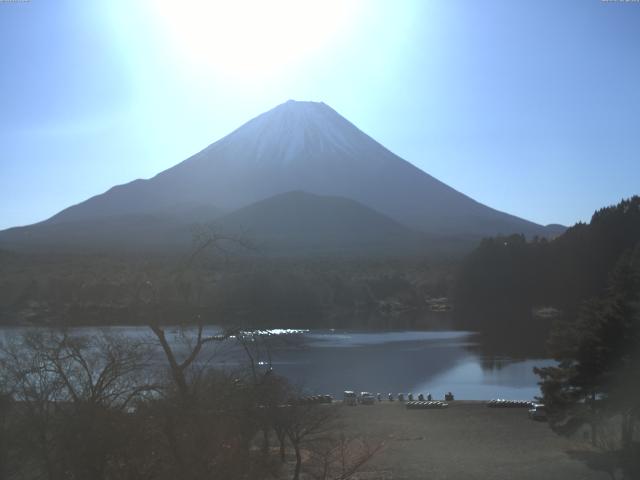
[
  {"left": 535, "top": 244, "right": 640, "bottom": 472},
  {"left": 455, "top": 196, "right": 640, "bottom": 341}
]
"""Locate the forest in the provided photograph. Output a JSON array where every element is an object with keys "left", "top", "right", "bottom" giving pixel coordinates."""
[
  {"left": 0, "top": 251, "right": 453, "bottom": 329},
  {"left": 454, "top": 196, "right": 640, "bottom": 339},
  {"left": 455, "top": 196, "right": 640, "bottom": 476}
]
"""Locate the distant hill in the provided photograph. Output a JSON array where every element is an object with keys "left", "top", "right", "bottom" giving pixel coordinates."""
[
  {"left": 215, "top": 191, "right": 426, "bottom": 255},
  {"left": 0, "top": 100, "right": 563, "bottom": 254},
  {"left": 540, "top": 223, "right": 566, "bottom": 238}
]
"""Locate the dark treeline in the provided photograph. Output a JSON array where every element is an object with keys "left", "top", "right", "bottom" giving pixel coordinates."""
[
  {"left": 0, "top": 252, "right": 454, "bottom": 328},
  {"left": 454, "top": 196, "right": 640, "bottom": 343}
]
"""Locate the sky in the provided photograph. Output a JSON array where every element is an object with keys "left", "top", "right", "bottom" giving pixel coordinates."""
[{"left": 1, "top": 0, "right": 639, "bottom": 230}]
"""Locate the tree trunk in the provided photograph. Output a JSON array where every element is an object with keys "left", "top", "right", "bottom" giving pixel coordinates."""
[
  {"left": 590, "top": 420, "right": 597, "bottom": 447},
  {"left": 39, "top": 425, "right": 55, "bottom": 480},
  {"left": 275, "top": 428, "right": 286, "bottom": 462},
  {"left": 163, "top": 414, "right": 186, "bottom": 474},
  {"left": 621, "top": 411, "right": 633, "bottom": 451},
  {"left": 280, "top": 438, "right": 286, "bottom": 463},
  {"left": 293, "top": 444, "right": 302, "bottom": 480},
  {"left": 0, "top": 406, "right": 6, "bottom": 480},
  {"left": 262, "top": 427, "right": 270, "bottom": 455}
]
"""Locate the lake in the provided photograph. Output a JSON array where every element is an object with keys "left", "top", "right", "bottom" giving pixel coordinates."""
[{"left": 0, "top": 325, "right": 553, "bottom": 400}]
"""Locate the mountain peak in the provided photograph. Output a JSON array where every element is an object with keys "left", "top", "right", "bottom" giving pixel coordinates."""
[
  {"left": 263, "top": 99, "right": 335, "bottom": 123},
  {"left": 267, "top": 98, "right": 333, "bottom": 117},
  {"left": 213, "top": 99, "right": 364, "bottom": 166},
  {"left": 283, "top": 98, "right": 325, "bottom": 106}
]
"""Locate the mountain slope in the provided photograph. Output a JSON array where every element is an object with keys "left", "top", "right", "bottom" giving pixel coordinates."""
[
  {"left": 0, "top": 214, "right": 190, "bottom": 252},
  {"left": 0, "top": 203, "right": 222, "bottom": 252},
  {"left": 1, "top": 100, "right": 562, "bottom": 253},
  {"left": 43, "top": 101, "right": 553, "bottom": 235}
]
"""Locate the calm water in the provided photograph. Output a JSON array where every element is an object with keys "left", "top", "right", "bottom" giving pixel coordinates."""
[
  {"left": 246, "top": 330, "right": 551, "bottom": 400},
  {"left": 0, "top": 326, "right": 552, "bottom": 400}
]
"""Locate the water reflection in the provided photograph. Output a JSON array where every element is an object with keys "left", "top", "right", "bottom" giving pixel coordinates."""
[{"left": 245, "top": 330, "right": 553, "bottom": 400}]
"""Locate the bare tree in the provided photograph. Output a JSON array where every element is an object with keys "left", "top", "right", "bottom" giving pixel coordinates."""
[
  {"left": 0, "top": 393, "right": 12, "bottom": 480},
  {"left": 137, "top": 225, "right": 254, "bottom": 398},
  {"left": 1, "top": 332, "right": 63, "bottom": 480},
  {"left": 307, "top": 434, "right": 383, "bottom": 480},
  {"left": 0, "top": 329, "right": 156, "bottom": 480},
  {"left": 282, "top": 403, "right": 339, "bottom": 480},
  {"left": 148, "top": 323, "right": 231, "bottom": 399}
]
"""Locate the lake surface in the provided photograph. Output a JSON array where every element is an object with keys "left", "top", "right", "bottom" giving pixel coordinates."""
[{"left": 0, "top": 326, "right": 552, "bottom": 401}]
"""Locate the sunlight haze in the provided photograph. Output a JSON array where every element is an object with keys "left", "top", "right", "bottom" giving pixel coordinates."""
[{"left": 1, "top": 0, "right": 638, "bottom": 229}]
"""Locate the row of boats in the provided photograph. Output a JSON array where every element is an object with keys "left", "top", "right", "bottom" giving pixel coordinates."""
[
  {"left": 343, "top": 391, "right": 455, "bottom": 405},
  {"left": 283, "top": 396, "right": 543, "bottom": 415},
  {"left": 487, "top": 399, "right": 548, "bottom": 419},
  {"left": 406, "top": 401, "right": 449, "bottom": 409},
  {"left": 292, "top": 395, "right": 334, "bottom": 405},
  {"left": 486, "top": 399, "right": 534, "bottom": 408}
]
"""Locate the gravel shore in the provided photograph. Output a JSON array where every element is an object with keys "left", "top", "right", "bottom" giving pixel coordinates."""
[{"left": 337, "top": 401, "right": 609, "bottom": 480}]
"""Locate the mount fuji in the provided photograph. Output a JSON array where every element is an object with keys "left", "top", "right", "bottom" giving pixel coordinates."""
[{"left": 0, "top": 100, "right": 562, "bottom": 254}]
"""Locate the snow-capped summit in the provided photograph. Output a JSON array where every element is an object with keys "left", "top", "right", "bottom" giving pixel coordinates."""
[{"left": 203, "top": 100, "right": 381, "bottom": 167}]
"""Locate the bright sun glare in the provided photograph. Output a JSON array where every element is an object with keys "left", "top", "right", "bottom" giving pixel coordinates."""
[{"left": 149, "top": 0, "right": 361, "bottom": 81}]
